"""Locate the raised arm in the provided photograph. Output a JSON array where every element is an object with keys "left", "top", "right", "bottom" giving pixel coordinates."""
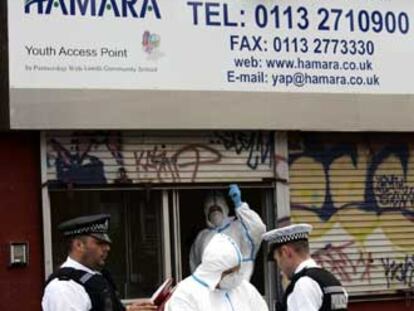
[{"left": 228, "top": 184, "right": 267, "bottom": 260}]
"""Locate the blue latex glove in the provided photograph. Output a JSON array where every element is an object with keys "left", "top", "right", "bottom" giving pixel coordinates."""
[{"left": 228, "top": 184, "right": 242, "bottom": 208}]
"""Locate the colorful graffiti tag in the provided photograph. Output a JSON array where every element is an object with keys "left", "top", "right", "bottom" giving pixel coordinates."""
[{"left": 289, "top": 134, "right": 414, "bottom": 294}]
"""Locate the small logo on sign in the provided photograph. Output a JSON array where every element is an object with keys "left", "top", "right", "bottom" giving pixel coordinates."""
[{"left": 142, "top": 31, "right": 160, "bottom": 54}]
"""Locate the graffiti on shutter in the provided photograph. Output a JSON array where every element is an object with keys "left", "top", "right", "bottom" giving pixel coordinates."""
[
  {"left": 289, "top": 133, "right": 414, "bottom": 296},
  {"left": 46, "top": 131, "right": 283, "bottom": 185}
]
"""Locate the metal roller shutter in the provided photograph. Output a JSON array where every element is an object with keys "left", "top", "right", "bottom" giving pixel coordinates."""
[
  {"left": 46, "top": 131, "right": 275, "bottom": 185},
  {"left": 289, "top": 133, "right": 414, "bottom": 297}
]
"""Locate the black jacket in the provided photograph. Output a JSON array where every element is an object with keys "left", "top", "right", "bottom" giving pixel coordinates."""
[
  {"left": 45, "top": 267, "right": 125, "bottom": 311},
  {"left": 278, "top": 267, "right": 348, "bottom": 311}
]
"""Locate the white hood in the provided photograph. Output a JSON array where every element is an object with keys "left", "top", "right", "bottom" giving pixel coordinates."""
[
  {"left": 192, "top": 233, "right": 242, "bottom": 291},
  {"left": 203, "top": 191, "right": 230, "bottom": 228}
]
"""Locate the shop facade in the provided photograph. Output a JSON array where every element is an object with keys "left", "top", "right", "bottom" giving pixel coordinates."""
[
  {"left": 41, "top": 130, "right": 414, "bottom": 309},
  {"left": 42, "top": 130, "right": 282, "bottom": 306}
]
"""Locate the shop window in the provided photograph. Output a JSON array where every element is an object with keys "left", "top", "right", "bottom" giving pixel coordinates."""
[{"left": 49, "top": 190, "right": 163, "bottom": 299}]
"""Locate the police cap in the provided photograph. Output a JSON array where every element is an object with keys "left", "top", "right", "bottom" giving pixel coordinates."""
[
  {"left": 263, "top": 223, "right": 312, "bottom": 260},
  {"left": 58, "top": 214, "right": 112, "bottom": 244}
]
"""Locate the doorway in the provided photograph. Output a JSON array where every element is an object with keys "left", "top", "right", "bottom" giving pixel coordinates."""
[{"left": 175, "top": 186, "right": 271, "bottom": 295}]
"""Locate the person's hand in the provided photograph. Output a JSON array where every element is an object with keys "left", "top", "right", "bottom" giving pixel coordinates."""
[
  {"left": 228, "top": 184, "right": 242, "bottom": 208},
  {"left": 127, "top": 299, "right": 157, "bottom": 311}
]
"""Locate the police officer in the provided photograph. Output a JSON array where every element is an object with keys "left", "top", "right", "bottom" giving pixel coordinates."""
[
  {"left": 42, "top": 214, "right": 156, "bottom": 311},
  {"left": 263, "top": 224, "right": 348, "bottom": 311}
]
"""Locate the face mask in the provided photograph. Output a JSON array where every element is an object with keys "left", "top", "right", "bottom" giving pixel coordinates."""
[
  {"left": 209, "top": 210, "right": 224, "bottom": 227},
  {"left": 219, "top": 270, "right": 244, "bottom": 290}
]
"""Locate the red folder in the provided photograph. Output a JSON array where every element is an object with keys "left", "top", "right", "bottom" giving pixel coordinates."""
[{"left": 151, "top": 278, "right": 174, "bottom": 311}]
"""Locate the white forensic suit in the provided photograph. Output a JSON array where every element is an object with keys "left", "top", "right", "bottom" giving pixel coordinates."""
[
  {"left": 189, "top": 192, "right": 266, "bottom": 280},
  {"left": 167, "top": 233, "right": 269, "bottom": 311}
]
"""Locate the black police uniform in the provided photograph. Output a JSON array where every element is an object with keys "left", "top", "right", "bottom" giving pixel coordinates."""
[
  {"left": 279, "top": 267, "right": 348, "bottom": 311},
  {"left": 45, "top": 267, "right": 125, "bottom": 311},
  {"left": 263, "top": 224, "right": 348, "bottom": 311}
]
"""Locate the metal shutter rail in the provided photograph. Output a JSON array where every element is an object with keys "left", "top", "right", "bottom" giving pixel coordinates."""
[{"left": 46, "top": 131, "right": 275, "bottom": 185}]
